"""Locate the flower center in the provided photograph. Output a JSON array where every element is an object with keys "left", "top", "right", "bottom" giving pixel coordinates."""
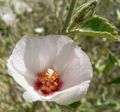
[{"left": 34, "top": 68, "right": 62, "bottom": 95}]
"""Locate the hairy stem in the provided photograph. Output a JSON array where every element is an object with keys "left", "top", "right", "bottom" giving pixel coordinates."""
[{"left": 62, "top": 0, "right": 77, "bottom": 33}]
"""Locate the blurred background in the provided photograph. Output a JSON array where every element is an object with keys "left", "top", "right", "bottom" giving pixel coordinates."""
[{"left": 0, "top": 0, "right": 120, "bottom": 112}]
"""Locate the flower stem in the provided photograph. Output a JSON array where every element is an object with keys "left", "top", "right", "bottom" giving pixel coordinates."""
[{"left": 62, "top": 0, "right": 77, "bottom": 33}]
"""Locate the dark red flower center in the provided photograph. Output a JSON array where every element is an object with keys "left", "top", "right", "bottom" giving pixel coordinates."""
[{"left": 34, "top": 69, "right": 62, "bottom": 95}]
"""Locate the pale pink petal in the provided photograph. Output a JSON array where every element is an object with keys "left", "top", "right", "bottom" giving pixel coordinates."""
[
  {"left": 7, "top": 59, "right": 32, "bottom": 90},
  {"left": 7, "top": 35, "right": 92, "bottom": 105},
  {"left": 50, "top": 80, "right": 90, "bottom": 105},
  {"left": 55, "top": 35, "right": 73, "bottom": 55},
  {"left": 7, "top": 35, "right": 73, "bottom": 89},
  {"left": 53, "top": 44, "right": 92, "bottom": 89},
  {"left": 23, "top": 89, "right": 57, "bottom": 102},
  {"left": 60, "top": 47, "right": 93, "bottom": 90},
  {"left": 23, "top": 81, "right": 90, "bottom": 105},
  {"left": 23, "top": 89, "right": 42, "bottom": 102},
  {"left": 52, "top": 43, "right": 75, "bottom": 73}
]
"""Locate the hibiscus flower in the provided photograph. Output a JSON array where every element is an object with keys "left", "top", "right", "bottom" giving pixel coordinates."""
[{"left": 7, "top": 35, "right": 93, "bottom": 105}]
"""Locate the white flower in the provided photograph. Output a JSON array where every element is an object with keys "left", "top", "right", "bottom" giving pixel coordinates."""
[
  {"left": 34, "top": 27, "right": 45, "bottom": 34},
  {"left": 7, "top": 35, "right": 93, "bottom": 105},
  {"left": 0, "top": 7, "right": 16, "bottom": 26}
]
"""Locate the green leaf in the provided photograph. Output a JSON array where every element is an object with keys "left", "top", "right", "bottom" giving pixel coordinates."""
[
  {"left": 68, "top": 0, "right": 97, "bottom": 30},
  {"left": 110, "top": 78, "right": 120, "bottom": 84},
  {"left": 103, "top": 53, "right": 118, "bottom": 74},
  {"left": 69, "top": 101, "right": 80, "bottom": 109},
  {"left": 69, "top": 15, "right": 119, "bottom": 41},
  {"left": 81, "top": 15, "right": 117, "bottom": 35}
]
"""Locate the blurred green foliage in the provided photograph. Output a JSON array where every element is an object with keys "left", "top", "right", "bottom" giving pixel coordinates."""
[
  {"left": 0, "top": 0, "right": 120, "bottom": 112},
  {"left": 69, "top": 15, "right": 119, "bottom": 40}
]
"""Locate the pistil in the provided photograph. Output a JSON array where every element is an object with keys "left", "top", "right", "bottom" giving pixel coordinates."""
[{"left": 34, "top": 69, "right": 62, "bottom": 95}]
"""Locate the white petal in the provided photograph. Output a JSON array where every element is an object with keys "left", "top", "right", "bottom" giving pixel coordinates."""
[
  {"left": 9, "top": 36, "right": 55, "bottom": 75},
  {"left": 23, "top": 89, "right": 50, "bottom": 102},
  {"left": 7, "top": 59, "right": 32, "bottom": 90},
  {"left": 7, "top": 36, "right": 57, "bottom": 88},
  {"left": 35, "top": 27, "right": 45, "bottom": 34},
  {"left": 54, "top": 35, "right": 73, "bottom": 55},
  {"left": 50, "top": 80, "right": 90, "bottom": 105},
  {"left": 7, "top": 35, "right": 92, "bottom": 105},
  {"left": 53, "top": 43, "right": 75, "bottom": 73},
  {"left": 61, "top": 47, "right": 93, "bottom": 89},
  {"left": 23, "top": 36, "right": 58, "bottom": 73},
  {"left": 23, "top": 81, "right": 90, "bottom": 105},
  {"left": 7, "top": 35, "right": 73, "bottom": 89},
  {"left": 23, "top": 89, "right": 42, "bottom": 102}
]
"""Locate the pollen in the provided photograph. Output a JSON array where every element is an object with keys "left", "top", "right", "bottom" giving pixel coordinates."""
[{"left": 34, "top": 68, "right": 62, "bottom": 95}]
